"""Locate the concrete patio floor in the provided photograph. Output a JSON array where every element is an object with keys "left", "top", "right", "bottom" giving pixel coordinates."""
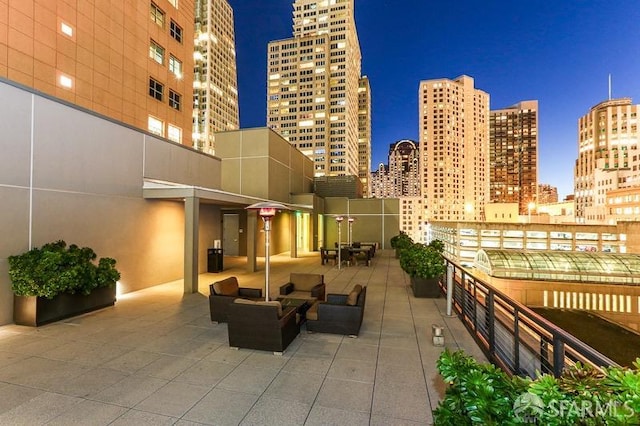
[{"left": 0, "top": 249, "right": 486, "bottom": 425}]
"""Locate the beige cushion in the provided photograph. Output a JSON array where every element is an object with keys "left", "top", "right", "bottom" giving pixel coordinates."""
[
  {"left": 306, "top": 302, "right": 319, "bottom": 321},
  {"left": 256, "top": 300, "right": 283, "bottom": 317},
  {"left": 346, "top": 284, "right": 363, "bottom": 306},
  {"left": 289, "top": 273, "right": 323, "bottom": 291},
  {"left": 233, "top": 299, "right": 283, "bottom": 317},
  {"left": 213, "top": 277, "right": 239, "bottom": 296}
]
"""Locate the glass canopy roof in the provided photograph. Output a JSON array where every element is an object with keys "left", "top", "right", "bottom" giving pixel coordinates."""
[{"left": 474, "top": 249, "right": 640, "bottom": 284}]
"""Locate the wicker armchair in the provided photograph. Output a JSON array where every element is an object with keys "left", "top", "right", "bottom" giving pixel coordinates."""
[
  {"left": 208, "top": 277, "right": 262, "bottom": 323},
  {"left": 227, "top": 299, "right": 299, "bottom": 354}
]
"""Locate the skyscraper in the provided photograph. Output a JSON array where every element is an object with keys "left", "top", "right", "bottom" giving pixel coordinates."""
[
  {"left": 369, "top": 139, "right": 423, "bottom": 242},
  {"left": 358, "top": 76, "right": 372, "bottom": 196},
  {"left": 575, "top": 98, "right": 640, "bottom": 223},
  {"left": 0, "top": 0, "right": 194, "bottom": 145},
  {"left": 419, "top": 75, "right": 490, "bottom": 221},
  {"left": 489, "top": 100, "right": 539, "bottom": 214},
  {"left": 267, "top": 0, "right": 366, "bottom": 177},
  {"left": 370, "top": 139, "right": 420, "bottom": 198},
  {"left": 193, "top": 0, "right": 240, "bottom": 154},
  {"left": 538, "top": 184, "right": 559, "bottom": 204}
]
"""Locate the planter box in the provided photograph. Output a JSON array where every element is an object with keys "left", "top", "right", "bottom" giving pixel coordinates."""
[
  {"left": 14, "top": 286, "right": 116, "bottom": 326},
  {"left": 410, "top": 276, "right": 442, "bottom": 298}
]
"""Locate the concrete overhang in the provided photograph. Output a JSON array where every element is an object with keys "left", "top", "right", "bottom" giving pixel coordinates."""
[{"left": 142, "top": 179, "right": 313, "bottom": 212}]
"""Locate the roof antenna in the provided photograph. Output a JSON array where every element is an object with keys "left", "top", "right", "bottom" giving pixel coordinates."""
[{"left": 608, "top": 74, "right": 612, "bottom": 100}]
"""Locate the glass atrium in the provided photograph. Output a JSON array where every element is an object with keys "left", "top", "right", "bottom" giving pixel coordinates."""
[{"left": 474, "top": 249, "right": 640, "bottom": 285}]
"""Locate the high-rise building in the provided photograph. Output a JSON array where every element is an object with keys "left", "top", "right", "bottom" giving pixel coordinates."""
[
  {"left": 370, "top": 163, "right": 389, "bottom": 199},
  {"left": 419, "top": 75, "right": 490, "bottom": 221},
  {"left": 575, "top": 98, "right": 640, "bottom": 223},
  {"left": 0, "top": 0, "right": 194, "bottom": 145},
  {"left": 538, "top": 184, "right": 559, "bottom": 204},
  {"left": 193, "top": 0, "right": 239, "bottom": 154},
  {"left": 267, "top": 0, "right": 366, "bottom": 177},
  {"left": 371, "top": 139, "right": 421, "bottom": 198},
  {"left": 369, "top": 139, "right": 422, "bottom": 241},
  {"left": 489, "top": 100, "right": 539, "bottom": 214},
  {"left": 358, "top": 76, "right": 371, "bottom": 196},
  {"left": 371, "top": 139, "right": 420, "bottom": 198},
  {"left": 389, "top": 139, "right": 421, "bottom": 197}
]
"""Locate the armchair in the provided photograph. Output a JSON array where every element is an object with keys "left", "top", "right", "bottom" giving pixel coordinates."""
[
  {"left": 227, "top": 299, "right": 299, "bottom": 354},
  {"left": 279, "top": 273, "right": 325, "bottom": 301},
  {"left": 306, "top": 285, "right": 367, "bottom": 337},
  {"left": 208, "top": 276, "right": 262, "bottom": 323},
  {"left": 351, "top": 246, "right": 373, "bottom": 266}
]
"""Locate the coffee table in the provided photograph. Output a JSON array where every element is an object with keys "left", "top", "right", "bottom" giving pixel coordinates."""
[{"left": 276, "top": 297, "right": 315, "bottom": 324}]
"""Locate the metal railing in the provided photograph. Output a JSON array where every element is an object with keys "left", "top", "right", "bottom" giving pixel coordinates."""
[{"left": 441, "top": 258, "right": 618, "bottom": 377}]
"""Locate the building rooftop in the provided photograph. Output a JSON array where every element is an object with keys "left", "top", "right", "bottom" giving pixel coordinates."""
[
  {"left": 475, "top": 249, "right": 640, "bottom": 284},
  {"left": 0, "top": 250, "right": 484, "bottom": 425}
]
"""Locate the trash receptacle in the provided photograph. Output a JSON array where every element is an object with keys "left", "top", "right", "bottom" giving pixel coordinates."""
[{"left": 207, "top": 248, "right": 223, "bottom": 272}]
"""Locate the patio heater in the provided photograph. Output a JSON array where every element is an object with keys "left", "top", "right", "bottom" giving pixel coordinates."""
[
  {"left": 348, "top": 217, "right": 355, "bottom": 246},
  {"left": 335, "top": 216, "right": 344, "bottom": 269},
  {"left": 246, "top": 202, "right": 289, "bottom": 301}
]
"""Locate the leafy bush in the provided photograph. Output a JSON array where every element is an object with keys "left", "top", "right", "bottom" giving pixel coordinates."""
[
  {"left": 8, "top": 240, "right": 121, "bottom": 299},
  {"left": 428, "top": 238, "right": 445, "bottom": 254},
  {"left": 399, "top": 242, "right": 446, "bottom": 279},
  {"left": 390, "top": 231, "right": 413, "bottom": 250},
  {"left": 434, "top": 349, "right": 640, "bottom": 425}
]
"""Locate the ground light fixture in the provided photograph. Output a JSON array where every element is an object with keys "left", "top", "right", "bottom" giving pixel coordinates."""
[{"left": 246, "top": 202, "right": 289, "bottom": 301}]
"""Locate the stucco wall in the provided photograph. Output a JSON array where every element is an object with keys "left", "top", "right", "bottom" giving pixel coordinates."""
[
  {"left": 0, "top": 81, "right": 222, "bottom": 325},
  {"left": 323, "top": 197, "right": 400, "bottom": 249}
]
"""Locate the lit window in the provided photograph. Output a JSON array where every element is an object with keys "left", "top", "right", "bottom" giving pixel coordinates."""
[
  {"left": 59, "top": 74, "right": 73, "bottom": 89},
  {"left": 60, "top": 22, "right": 73, "bottom": 37},
  {"left": 148, "top": 116, "right": 163, "bottom": 136},
  {"left": 167, "top": 0, "right": 178, "bottom": 8},
  {"left": 150, "top": 3, "right": 165, "bottom": 27},
  {"left": 149, "top": 40, "right": 164, "bottom": 64},
  {"left": 170, "top": 20, "right": 182, "bottom": 43},
  {"left": 149, "top": 78, "right": 163, "bottom": 101},
  {"left": 168, "top": 55, "right": 182, "bottom": 78},
  {"left": 168, "top": 124, "right": 181, "bottom": 143},
  {"left": 169, "top": 90, "right": 181, "bottom": 110}
]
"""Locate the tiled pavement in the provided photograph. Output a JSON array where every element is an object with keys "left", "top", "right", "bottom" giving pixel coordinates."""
[{"left": 0, "top": 250, "right": 486, "bottom": 425}]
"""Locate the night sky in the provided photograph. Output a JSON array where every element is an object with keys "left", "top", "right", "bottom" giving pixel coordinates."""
[{"left": 228, "top": 0, "right": 640, "bottom": 198}]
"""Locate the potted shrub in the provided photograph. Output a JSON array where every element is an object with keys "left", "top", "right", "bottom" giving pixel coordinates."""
[
  {"left": 399, "top": 241, "right": 446, "bottom": 297},
  {"left": 8, "top": 240, "right": 121, "bottom": 326},
  {"left": 390, "top": 231, "right": 413, "bottom": 259},
  {"left": 434, "top": 348, "right": 640, "bottom": 425}
]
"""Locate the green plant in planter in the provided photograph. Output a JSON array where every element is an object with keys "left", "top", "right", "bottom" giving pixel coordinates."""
[
  {"left": 8, "top": 240, "right": 121, "bottom": 299},
  {"left": 434, "top": 349, "right": 640, "bottom": 425},
  {"left": 390, "top": 231, "right": 413, "bottom": 251},
  {"left": 428, "top": 238, "right": 445, "bottom": 254},
  {"left": 399, "top": 242, "right": 446, "bottom": 279}
]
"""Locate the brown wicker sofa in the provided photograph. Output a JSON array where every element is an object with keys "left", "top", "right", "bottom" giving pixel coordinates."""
[
  {"left": 305, "top": 284, "right": 366, "bottom": 337},
  {"left": 227, "top": 299, "right": 299, "bottom": 354},
  {"left": 208, "top": 276, "right": 262, "bottom": 323}
]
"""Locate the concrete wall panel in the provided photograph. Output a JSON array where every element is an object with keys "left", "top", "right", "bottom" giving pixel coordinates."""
[
  {"left": 220, "top": 158, "right": 242, "bottom": 195},
  {"left": 144, "top": 136, "right": 221, "bottom": 188},
  {"left": 33, "top": 95, "right": 143, "bottom": 197},
  {"left": 269, "top": 158, "right": 292, "bottom": 202},
  {"left": 0, "top": 83, "right": 32, "bottom": 186},
  {"left": 0, "top": 81, "right": 224, "bottom": 324},
  {"left": 0, "top": 186, "right": 30, "bottom": 325},
  {"left": 30, "top": 190, "right": 185, "bottom": 293}
]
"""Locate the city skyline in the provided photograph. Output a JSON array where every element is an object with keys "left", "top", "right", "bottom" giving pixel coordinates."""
[{"left": 229, "top": 0, "right": 640, "bottom": 198}]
